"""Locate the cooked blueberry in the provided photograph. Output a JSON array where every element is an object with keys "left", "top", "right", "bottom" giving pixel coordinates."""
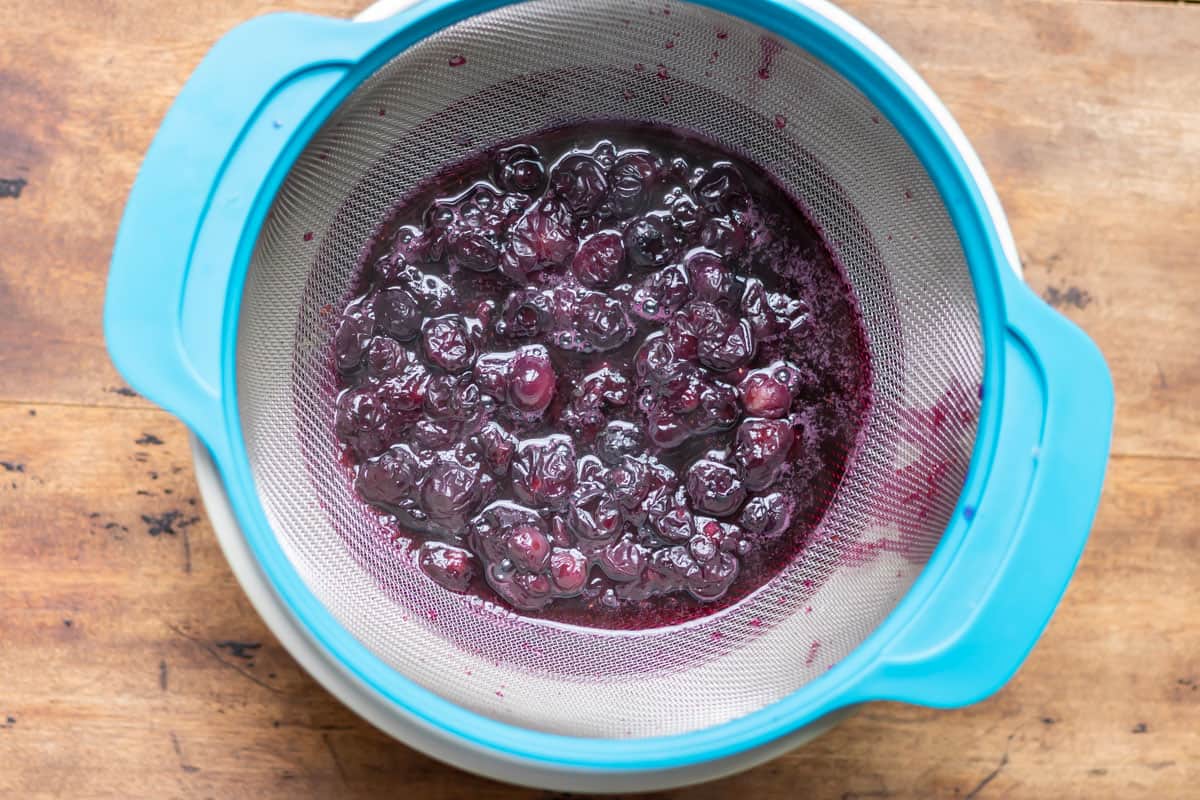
[
  {"left": 686, "top": 459, "right": 746, "bottom": 517},
  {"left": 572, "top": 231, "right": 627, "bottom": 287},
  {"left": 577, "top": 365, "right": 634, "bottom": 408},
  {"left": 631, "top": 265, "right": 691, "bottom": 323},
  {"left": 608, "top": 152, "right": 661, "bottom": 218},
  {"left": 487, "top": 565, "right": 553, "bottom": 611},
  {"left": 354, "top": 445, "right": 420, "bottom": 508},
  {"left": 740, "top": 492, "right": 794, "bottom": 538},
  {"left": 471, "top": 421, "right": 517, "bottom": 476},
  {"left": 391, "top": 266, "right": 456, "bottom": 314},
  {"left": 411, "top": 419, "right": 460, "bottom": 451},
  {"left": 335, "top": 388, "right": 393, "bottom": 458},
  {"left": 420, "top": 453, "right": 489, "bottom": 529},
  {"left": 595, "top": 421, "right": 644, "bottom": 464},
  {"left": 421, "top": 315, "right": 476, "bottom": 373},
  {"left": 448, "top": 230, "right": 501, "bottom": 273},
  {"left": 653, "top": 505, "right": 696, "bottom": 542},
  {"left": 551, "top": 154, "right": 609, "bottom": 215},
  {"left": 359, "top": 337, "right": 409, "bottom": 380},
  {"left": 512, "top": 435, "right": 576, "bottom": 509},
  {"left": 566, "top": 484, "right": 624, "bottom": 542},
  {"left": 549, "top": 547, "right": 589, "bottom": 596},
  {"left": 687, "top": 552, "right": 739, "bottom": 601},
  {"left": 574, "top": 292, "right": 634, "bottom": 352},
  {"left": 624, "top": 213, "right": 678, "bottom": 268},
  {"left": 698, "top": 318, "right": 755, "bottom": 372},
  {"left": 424, "top": 373, "right": 481, "bottom": 420},
  {"left": 418, "top": 541, "right": 477, "bottom": 593},
  {"left": 369, "top": 287, "right": 422, "bottom": 341},
  {"left": 692, "top": 163, "right": 748, "bottom": 213},
  {"left": 508, "top": 350, "right": 556, "bottom": 415},
  {"left": 334, "top": 306, "right": 373, "bottom": 372},
  {"left": 390, "top": 224, "right": 439, "bottom": 266},
  {"left": 598, "top": 536, "right": 649, "bottom": 582},
  {"left": 496, "top": 288, "right": 553, "bottom": 338},
  {"left": 738, "top": 367, "right": 795, "bottom": 418},
  {"left": 685, "top": 250, "right": 733, "bottom": 303},
  {"left": 501, "top": 200, "right": 578, "bottom": 282},
  {"left": 493, "top": 144, "right": 547, "bottom": 194},
  {"left": 734, "top": 418, "right": 795, "bottom": 490},
  {"left": 688, "top": 532, "right": 718, "bottom": 562},
  {"left": 506, "top": 524, "right": 551, "bottom": 571},
  {"left": 698, "top": 216, "right": 748, "bottom": 260},
  {"left": 376, "top": 363, "right": 432, "bottom": 414}
]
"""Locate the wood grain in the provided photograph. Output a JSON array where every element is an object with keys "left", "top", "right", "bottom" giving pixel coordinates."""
[{"left": 1, "top": 0, "right": 1197, "bottom": 798}]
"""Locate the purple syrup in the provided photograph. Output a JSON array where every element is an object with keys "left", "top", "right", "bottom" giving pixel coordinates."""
[{"left": 329, "top": 122, "right": 872, "bottom": 629}]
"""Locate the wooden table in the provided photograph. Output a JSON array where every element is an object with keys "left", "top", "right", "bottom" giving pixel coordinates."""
[{"left": 2, "top": 1, "right": 1197, "bottom": 797}]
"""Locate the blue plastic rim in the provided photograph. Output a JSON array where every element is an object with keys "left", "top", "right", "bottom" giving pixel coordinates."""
[{"left": 104, "top": 0, "right": 1115, "bottom": 774}]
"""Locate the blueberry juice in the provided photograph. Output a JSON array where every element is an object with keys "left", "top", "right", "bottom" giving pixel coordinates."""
[{"left": 329, "top": 122, "right": 872, "bottom": 629}]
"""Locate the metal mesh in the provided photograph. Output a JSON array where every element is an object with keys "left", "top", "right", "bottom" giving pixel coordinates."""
[{"left": 238, "top": 0, "right": 982, "bottom": 738}]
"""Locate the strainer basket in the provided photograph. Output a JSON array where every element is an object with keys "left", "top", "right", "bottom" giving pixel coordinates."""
[{"left": 105, "top": 0, "right": 1113, "bottom": 791}]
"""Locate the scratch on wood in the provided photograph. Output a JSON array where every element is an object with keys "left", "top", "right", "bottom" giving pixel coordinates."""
[
  {"left": 169, "top": 731, "right": 200, "bottom": 773},
  {"left": 159, "top": 659, "right": 168, "bottom": 691},
  {"left": 964, "top": 752, "right": 1009, "bottom": 799},
  {"left": 322, "top": 732, "right": 348, "bottom": 784},
  {"left": 1156, "top": 363, "right": 1168, "bottom": 390},
  {"left": 182, "top": 527, "right": 192, "bottom": 574},
  {"left": 166, "top": 623, "right": 281, "bottom": 694}
]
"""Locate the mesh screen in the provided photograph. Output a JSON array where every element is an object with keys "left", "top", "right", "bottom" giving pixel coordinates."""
[{"left": 237, "top": 0, "right": 982, "bottom": 737}]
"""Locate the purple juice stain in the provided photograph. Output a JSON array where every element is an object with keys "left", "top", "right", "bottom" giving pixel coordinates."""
[
  {"left": 757, "top": 35, "right": 783, "bottom": 80},
  {"left": 328, "top": 122, "right": 873, "bottom": 629}
]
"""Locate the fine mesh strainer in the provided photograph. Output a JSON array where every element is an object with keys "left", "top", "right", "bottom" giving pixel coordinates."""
[{"left": 105, "top": 0, "right": 1113, "bottom": 791}]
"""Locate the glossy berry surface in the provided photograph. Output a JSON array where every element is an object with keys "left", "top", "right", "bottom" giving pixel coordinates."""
[{"left": 330, "top": 123, "right": 872, "bottom": 628}]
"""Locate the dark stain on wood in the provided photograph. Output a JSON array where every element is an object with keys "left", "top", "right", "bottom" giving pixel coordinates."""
[
  {"left": 0, "top": 177, "right": 28, "bottom": 198},
  {"left": 1043, "top": 284, "right": 1093, "bottom": 309},
  {"left": 1132, "top": 722, "right": 1148, "bottom": 734},
  {"left": 141, "top": 511, "right": 200, "bottom": 537},
  {"left": 135, "top": 433, "right": 164, "bottom": 446},
  {"left": 107, "top": 386, "right": 139, "bottom": 398},
  {"left": 0, "top": 461, "right": 26, "bottom": 472},
  {"left": 215, "top": 641, "right": 262, "bottom": 662},
  {"left": 159, "top": 659, "right": 168, "bottom": 691}
]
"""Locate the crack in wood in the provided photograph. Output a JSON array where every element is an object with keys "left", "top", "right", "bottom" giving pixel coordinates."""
[
  {"left": 165, "top": 623, "right": 280, "bottom": 694},
  {"left": 169, "top": 732, "right": 200, "bottom": 774}
]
